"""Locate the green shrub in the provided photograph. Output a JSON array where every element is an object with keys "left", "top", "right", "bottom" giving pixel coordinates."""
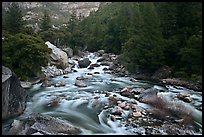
[
  {"left": 173, "top": 71, "right": 188, "bottom": 79},
  {"left": 2, "top": 33, "right": 51, "bottom": 80}
]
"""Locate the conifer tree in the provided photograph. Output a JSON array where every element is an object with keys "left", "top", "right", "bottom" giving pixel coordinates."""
[
  {"left": 40, "top": 10, "right": 51, "bottom": 31},
  {"left": 5, "top": 2, "right": 25, "bottom": 34}
]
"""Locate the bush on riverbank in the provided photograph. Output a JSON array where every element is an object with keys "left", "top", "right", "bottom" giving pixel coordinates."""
[{"left": 2, "top": 32, "right": 51, "bottom": 80}]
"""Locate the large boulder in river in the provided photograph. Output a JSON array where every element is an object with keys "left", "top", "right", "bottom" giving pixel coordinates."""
[
  {"left": 62, "top": 47, "right": 73, "bottom": 58},
  {"left": 78, "top": 58, "right": 91, "bottom": 68},
  {"left": 7, "top": 113, "right": 82, "bottom": 135},
  {"left": 2, "top": 66, "right": 27, "bottom": 120},
  {"left": 75, "top": 80, "right": 87, "bottom": 87},
  {"left": 45, "top": 41, "right": 69, "bottom": 69},
  {"left": 97, "top": 50, "right": 105, "bottom": 56}
]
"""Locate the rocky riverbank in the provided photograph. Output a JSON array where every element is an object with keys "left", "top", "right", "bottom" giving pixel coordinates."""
[{"left": 2, "top": 49, "right": 201, "bottom": 135}]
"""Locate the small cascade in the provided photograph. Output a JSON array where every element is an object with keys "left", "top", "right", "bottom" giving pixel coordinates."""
[{"left": 2, "top": 52, "right": 202, "bottom": 135}]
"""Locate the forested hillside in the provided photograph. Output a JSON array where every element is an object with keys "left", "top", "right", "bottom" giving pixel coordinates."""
[
  {"left": 2, "top": 2, "right": 202, "bottom": 135},
  {"left": 78, "top": 2, "right": 202, "bottom": 80},
  {"left": 2, "top": 2, "right": 202, "bottom": 82}
]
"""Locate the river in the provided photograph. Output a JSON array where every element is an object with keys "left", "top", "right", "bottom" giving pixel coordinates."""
[{"left": 2, "top": 52, "right": 202, "bottom": 135}]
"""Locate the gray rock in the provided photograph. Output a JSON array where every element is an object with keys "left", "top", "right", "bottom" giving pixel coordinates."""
[
  {"left": 111, "top": 106, "right": 123, "bottom": 115},
  {"left": 20, "top": 81, "right": 32, "bottom": 89},
  {"left": 177, "top": 92, "right": 192, "bottom": 103},
  {"left": 75, "top": 80, "right": 87, "bottom": 87},
  {"left": 97, "top": 57, "right": 105, "bottom": 62},
  {"left": 78, "top": 58, "right": 91, "bottom": 68},
  {"left": 45, "top": 41, "right": 69, "bottom": 69},
  {"left": 62, "top": 47, "right": 73, "bottom": 58},
  {"left": 2, "top": 66, "right": 27, "bottom": 120},
  {"left": 97, "top": 50, "right": 105, "bottom": 56},
  {"left": 28, "top": 113, "right": 82, "bottom": 135},
  {"left": 8, "top": 113, "right": 82, "bottom": 135}
]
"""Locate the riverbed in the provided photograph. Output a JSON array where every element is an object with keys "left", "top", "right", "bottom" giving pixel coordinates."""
[{"left": 2, "top": 52, "right": 202, "bottom": 135}]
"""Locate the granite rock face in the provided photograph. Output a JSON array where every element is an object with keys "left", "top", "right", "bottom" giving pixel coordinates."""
[
  {"left": 45, "top": 41, "right": 69, "bottom": 69},
  {"left": 7, "top": 113, "right": 82, "bottom": 135},
  {"left": 2, "top": 66, "right": 27, "bottom": 120}
]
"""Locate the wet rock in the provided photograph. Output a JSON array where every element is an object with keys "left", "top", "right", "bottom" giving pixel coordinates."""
[
  {"left": 46, "top": 96, "right": 61, "bottom": 107},
  {"left": 161, "top": 78, "right": 202, "bottom": 91},
  {"left": 41, "top": 80, "right": 53, "bottom": 87},
  {"left": 124, "top": 105, "right": 130, "bottom": 110},
  {"left": 109, "top": 64, "right": 116, "bottom": 70},
  {"left": 87, "top": 66, "right": 94, "bottom": 69},
  {"left": 45, "top": 41, "right": 69, "bottom": 69},
  {"left": 32, "top": 132, "right": 43, "bottom": 135},
  {"left": 110, "top": 78, "right": 117, "bottom": 81},
  {"left": 94, "top": 72, "right": 100, "bottom": 74},
  {"left": 138, "top": 88, "right": 158, "bottom": 102},
  {"left": 75, "top": 80, "right": 87, "bottom": 87},
  {"left": 117, "top": 100, "right": 122, "bottom": 104},
  {"left": 120, "top": 87, "right": 134, "bottom": 98},
  {"left": 134, "top": 95, "right": 140, "bottom": 100},
  {"left": 2, "top": 66, "right": 27, "bottom": 120},
  {"left": 8, "top": 120, "right": 25, "bottom": 135},
  {"left": 87, "top": 73, "right": 93, "bottom": 75},
  {"left": 131, "top": 88, "right": 145, "bottom": 95},
  {"left": 97, "top": 57, "right": 105, "bottom": 62},
  {"left": 111, "top": 106, "right": 123, "bottom": 115},
  {"left": 76, "top": 76, "right": 88, "bottom": 80},
  {"left": 183, "top": 97, "right": 192, "bottom": 103},
  {"left": 132, "top": 112, "right": 142, "bottom": 118},
  {"left": 55, "top": 81, "right": 65, "bottom": 87},
  {"left": 72, "top": 69, "right": 78, "bottom": 72},
  {"left": 110, "top": 115, "right": 123, "bottom": 121},
  {"left": 108, "top": 95, "right": 119, "bottom": 105},
  {"left": 78, "top": 58, "right": 91, "bottom": 68},
  {"left": 102, "top": 53, "right": 110, "bottom": 60},
  {"left": 41, "top": 65, "right": 64, "bottom": 78},
  {"left": 26, "top": 113, "right": 82, "bottom": 135},
  {"left": 62, "top": 47, "right": 73, "bottom": 58},
  {"left": 90, "top": 63, "right": 100, "bottom": 67},
  {"left": 100, "top": 61, "right": 112, "bottom": 66},
  {"left": 130, "top": 78, "right": 138, "bottom": 82},
  {"left": 177, "top": 92, "right": 192, "bottom": 103},
  {"left": 97, "top": 50, "right": 105, "bottom": 56},
  {"left": 20, "top": 81, "right": 32, "bottom": 89},
  {"left": 63, "top": 75, "right": 69, "bottom": 78},
  {"left": 103, "top": 67, "right": 109, "bottom": 71},
  {"left": 118, "top": 101, "right": 127, "bottom": 109}
]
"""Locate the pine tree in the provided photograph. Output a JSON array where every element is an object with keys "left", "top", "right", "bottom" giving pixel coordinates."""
[
  {"left": 5, "top": 2, "right": 25, "bottom": 34},
  {"left": 40, "top": 10, "right": 51, "bottom": 31},
  {"left": 122, "top": 2, "right": 164, "bottom": 73}
]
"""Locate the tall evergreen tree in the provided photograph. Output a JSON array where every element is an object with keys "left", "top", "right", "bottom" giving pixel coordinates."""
[
  {"left": 4, "top": 2, "right": 25, "bottom": 34},
  {"left": 122, "top": 2, "right": 164, "bottom": 73},
  {"left": 40, "top": 10, "right": 51, "bottom": 31}
]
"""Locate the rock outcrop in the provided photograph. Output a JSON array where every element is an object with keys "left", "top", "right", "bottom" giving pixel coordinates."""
[
  {"left": 2, "top": 66, "right": 27, "bottom": 120},
  {"left": 7, "top": 113, "right": 82, "bottom": 135},
  {"left": 62, "top": 47, "right": 73, "bottom": 58},
  {"left": 78, "top": 58, "right": 91, "bottom": 68},
  {"left": 45, "top": 41, "right": 69, "bottom": 69}
]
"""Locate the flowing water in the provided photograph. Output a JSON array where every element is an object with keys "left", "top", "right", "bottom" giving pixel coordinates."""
[{"left": 3, "top": 52, "right": 202, "bottom": 135}]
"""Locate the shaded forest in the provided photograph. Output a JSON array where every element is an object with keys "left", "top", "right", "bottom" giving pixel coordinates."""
[{"left": 2, "top": 2, "right": 202, "bottom": 81}]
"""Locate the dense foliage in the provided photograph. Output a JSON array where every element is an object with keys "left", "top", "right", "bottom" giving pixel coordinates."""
[
  {"left": 2, "top": 33, "right": 51, "bottom": 80},
  {"left": 40, "top": 10, "right": 52, "bottom": 31},
  {"left": 2, "top": 2, "right": 202, "bottom": 81},
  {"left": 2, "top": 3, "right": 51, "bottom": 80},
  {"left": 3, "top": 2, "right": 25, "bottom": 34},
  {"left": 76, "top": 2, "right": 202, "bottom": 80}
]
